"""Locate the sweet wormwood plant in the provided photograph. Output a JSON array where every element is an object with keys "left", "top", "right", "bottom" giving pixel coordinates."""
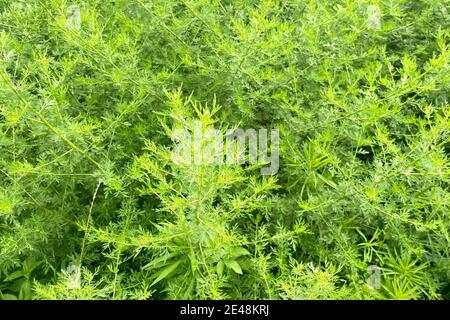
[{"left": 0, "top": 0, "right": 449, "bottom": 300}]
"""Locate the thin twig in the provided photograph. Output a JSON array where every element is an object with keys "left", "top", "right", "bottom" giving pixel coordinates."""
[{"left": 79, "top": 180, "right": 103, "bottom": 266}]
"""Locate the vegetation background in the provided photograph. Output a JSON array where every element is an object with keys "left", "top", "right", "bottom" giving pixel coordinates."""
[{"left": 0, "top": 0, "right": 449, "bottom": 300}]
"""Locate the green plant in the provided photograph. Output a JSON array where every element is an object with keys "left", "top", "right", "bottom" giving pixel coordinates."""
[{"left": 0, "top": 0, "right": 448, "bottom": 300}]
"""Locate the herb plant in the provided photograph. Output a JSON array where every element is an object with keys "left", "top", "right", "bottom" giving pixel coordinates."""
[{"left": 0, "top": 0, "right": 449, "bottom": 300}]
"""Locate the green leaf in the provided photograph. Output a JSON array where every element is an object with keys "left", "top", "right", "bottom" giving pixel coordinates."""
[
  {"left": 230, "top": 247, "right": 251, "bottom": 258},
  {"left": 23, "top": 259, "right": 42, "bottom": 275},
  {"left": 5, "top": 271, "right": 25, "bottom": 282},
  {"left": 0, "top": 293, "right": 18, "bottom": 300},
  {"left": 225, "top": 260, "right": 243, "bottom": 275},
  {"left": 143, "top": 253, "right": 178, "bottom": 270},
  {"left": 216, "top": 260, "right": 224, "bottom": 276},
  {"left": 150, "top": 259, "right": 183, "bottom": 286},
  {"left": 19, "top": 281, "right": 31, "bottom": 300}
]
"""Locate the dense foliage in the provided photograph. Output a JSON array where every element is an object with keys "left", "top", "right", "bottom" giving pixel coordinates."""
[{"left": 0, "top": 0, "right": 449, "bottom": 300}]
